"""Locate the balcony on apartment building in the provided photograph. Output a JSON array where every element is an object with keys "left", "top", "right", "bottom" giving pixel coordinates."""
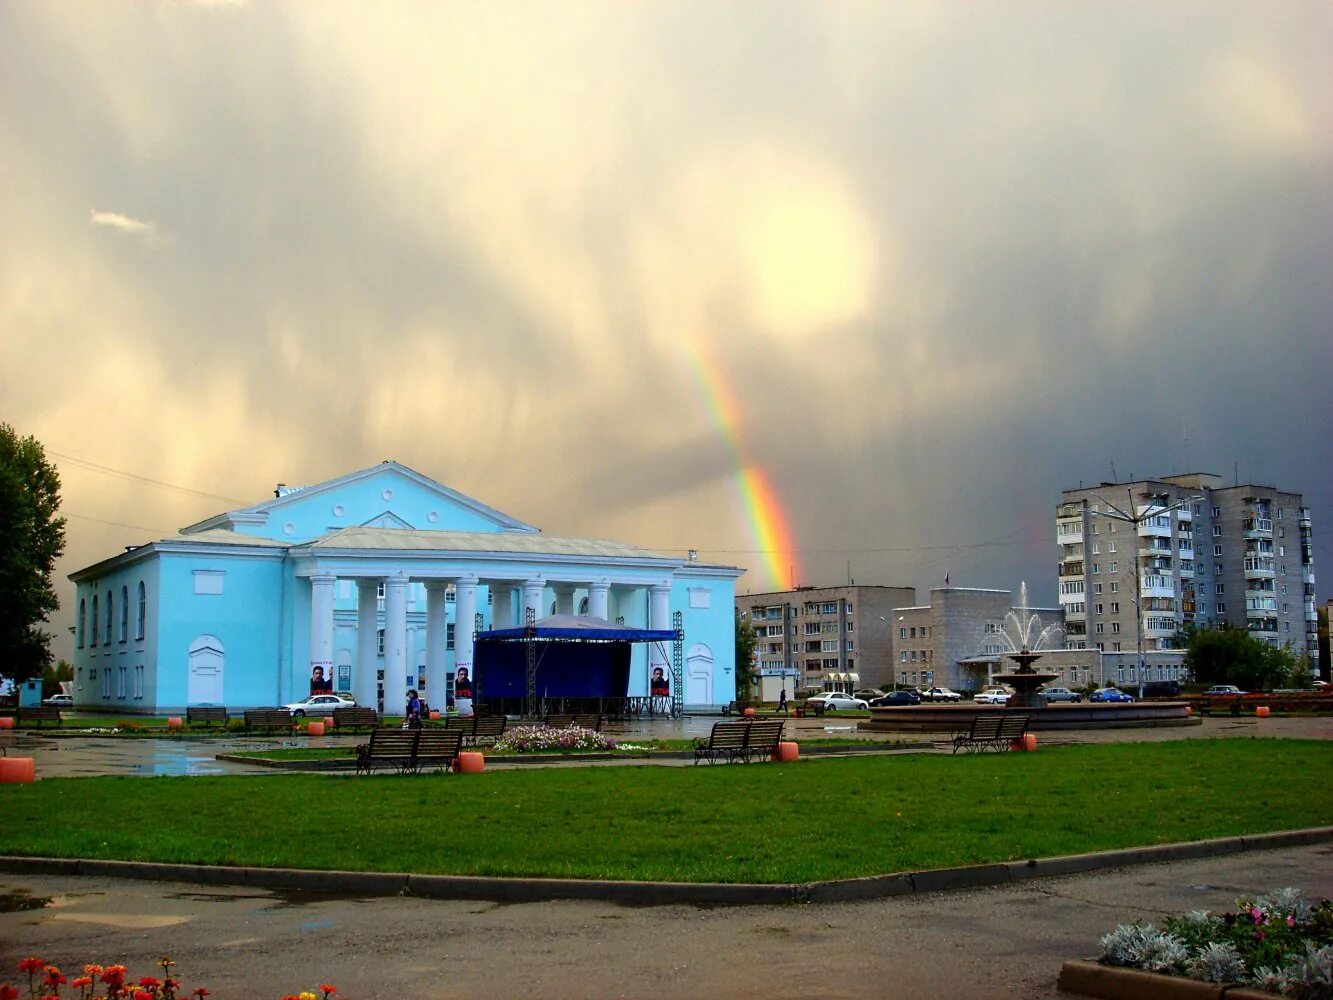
[
  {"left": 1246, "top": 617, "right": 1280, "bottom": 636},
  {"left": 1244, "top": 557, "right": 1276, "bottom": 579},
  {"left": 1298, "top": 507, "right": 1311, "bottom": 526},
  {"left": 1143, "top": 617, "right": 1178, "bottom": 638},
  {"left": 1136, "top": 516, "right": 1173, "bottom": 538},
  {"left": 1139, "top": 575, "right": 1176, "bottom": 598},
  {"left": 1243, "top": 517, "right": 1274, "bottom": 538},
  {"left": 1306, "top": 601, "right": 1318, "bottom": 622},
  {"left": 1059, "top": 561, "right": 1085, "bottom": 579}
]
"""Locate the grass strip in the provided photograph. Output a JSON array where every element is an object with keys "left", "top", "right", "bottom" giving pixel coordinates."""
[{"left": 1, "top": 740, "right": 1327, "bottom": 884}]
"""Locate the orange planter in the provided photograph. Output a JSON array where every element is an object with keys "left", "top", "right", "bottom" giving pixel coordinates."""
[
  {"left": 167, "top": 717, "right": 183, "bottom": 731},
  {"left": 324, "top": 716, "right": 335, "bottom": 729},
  {"left": 429, "top": 710, "right": 441, "bottom": 720},
  {"left": 1255, "top": 706, "right": 1271, "bottom": 718},
  {"left": 307, "top": 721, "right": 326, "bottom": 736},
  {"left": 742, "top": 707, "right": 756, "bottom": 717},
  {"left": 0, "top": 757, "right": 36, "bottom": 783},
  {"left": 454, "top": 751, "right": 485, "bottom": 773},
  {"left": 0, "top": 717, "right": 14, "bottom": 730},
  {"left": 771, "top": 741, "right": 800, "bottom": 762},
  {"left": 1184, "top": 705, "right": 1193, "bottom": 716},
  {"left": 1010, "top": 733, "right": 1038, "bottom": 752}
]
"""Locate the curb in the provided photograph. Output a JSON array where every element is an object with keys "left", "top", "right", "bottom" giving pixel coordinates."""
[
  {"left": 1, "top": 826, "right": 1329, "bottom": 908},
  {"left": 1056, "top": 959, "right": 1283, "bottom": 999}
]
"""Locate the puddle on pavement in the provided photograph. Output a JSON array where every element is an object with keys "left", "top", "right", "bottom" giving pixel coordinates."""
[
  {"left": 0, "top": 890, "right": 54, "bottom": 913},
  {"left": 167, "top": 887, "right": 379, "bottom": 908},
  {"left": 50, "top": 912, "right": 192, "bottom": 929}
]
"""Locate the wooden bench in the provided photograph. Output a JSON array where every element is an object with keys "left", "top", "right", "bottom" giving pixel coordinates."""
[
  {"left": 439, "top": 713, "right": 508, "bottom": 746},
  {"left": 186, "top": 706, "right": 229, "bottom": 729},
  {"left": 544, "top": 712, "right": 603, "bottom": 732},
  {"left": 798, "top": 699, "right": 826, "bottom": 717},
  {"left": 243, "top": 708, "right": 295, "bottom": 734},
  {"left": 355, "top": 728, "right": 421, "bottom": 775},
  {"left": 332, "top": 706, "right": 380, "bottom": 731},
  {"left": 16, "top": 707, "right": 62, "bottom": 728},
  {"left": 693, "top": 719, "right": 785, "bottom": 765},
  {"left": 950, "top": 714, "right": 1030, "bottom": 754},
  {"left": 414, "top": 729, "right": 465, "bottom": 773}
]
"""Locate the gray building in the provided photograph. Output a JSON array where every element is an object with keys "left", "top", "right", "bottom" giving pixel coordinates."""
[
  {"left": 1057, "top": 474, "right": 1317, "bottom": 671},
  {"left": 735, "top": 585, "right": 916, "bottom": 695}
]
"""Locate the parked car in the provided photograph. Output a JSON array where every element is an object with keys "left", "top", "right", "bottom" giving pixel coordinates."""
[
  {"left": 43, "top": 694, "right": 73, "bottom": 707},
  {"left": 973, "top": 689, "right": 1011, "bottom": 705},
  {"left": 918, "top": 686, "right": 962, "bottom": 703},
  {"left": 1090, "top": 687, "right": 1134, "bottom": 703},
  {"left": 283, "top": 693, "right": 357, "bottom": 717},
  {"left": 1203, "top": 685, "right": 1246, "bottom": 697},
  {"left": 869, "top": 690, "right": 921, "bottom": 707},
  {"left": 854, "top": 689, "right": 882, "bottom": 701},
  {"left": 1139, "top": 680, "right": 1182, "bottom": 698},
  {"left": 805, "top": 692, "right": 869, "bottom": 711},
  {"left": 1039, "top": 687, "right": 1082, "bottom": 704}
]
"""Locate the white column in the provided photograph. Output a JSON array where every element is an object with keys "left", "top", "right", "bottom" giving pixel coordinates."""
[
  {"left": 553, "top": 583, "right": 575, "bottom": 616},
  {"left": 490, "top": 584, "right": 514, "bottom": 628},
  {"left": 355, "top": 579, "right": 380, "bottom": 711},
  {"left": 649, "top": 581, "right": 671, "bottom": 680},
  {"left": 308, "top": 574, "right": 337, "bottom": 694},
  {"left": 424, "top": 580, "right": 451, "bottom": 709},
  {"left": 455, "top": 576, "right": 478, "bottom": 681},
  {"left": 384, "top": 574, "right": 409, "bottom": 709},
  {"left": 587, "top": 579, "right": 610, "bottom": 620},
  {"left": 522, "top": 578, "right": 545, "bottom": 624}
]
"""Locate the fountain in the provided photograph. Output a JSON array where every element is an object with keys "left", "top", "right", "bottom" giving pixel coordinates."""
[{"left": 988, "top": 582, "right": 1063, "bottom": 709}]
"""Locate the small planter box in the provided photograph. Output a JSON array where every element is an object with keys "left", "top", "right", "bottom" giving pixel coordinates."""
[{"left": 1057, "top": 960, "right": 1282, "bottom": 1000}]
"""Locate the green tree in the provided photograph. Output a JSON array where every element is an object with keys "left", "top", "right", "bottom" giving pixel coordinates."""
[
  {"left": 1181, "top": 624, "right": 1296, "bottom": 692},
  {"left": 1319, "top": 606, "right": 1329, "bottom": 683},
  {"left": 734, "top": 613, "right": 758, "bottom": 702},
  {"left": 0, "top": 424, "right": 66, "bottom": 684},
  {"left": 41, "top": 658, "right": 73, "bottom": 700}
]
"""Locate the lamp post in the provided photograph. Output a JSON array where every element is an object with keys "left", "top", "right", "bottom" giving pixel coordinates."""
[{"left": 1086, "top": 490, "right": 1202, "bottom": 695}]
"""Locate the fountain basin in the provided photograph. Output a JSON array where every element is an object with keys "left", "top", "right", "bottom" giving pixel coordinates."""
[{"left": 858, "top": 701, "right": 1199, "bottom": 734}]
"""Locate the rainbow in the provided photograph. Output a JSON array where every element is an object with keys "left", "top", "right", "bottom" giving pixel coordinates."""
[{"left": 682, "top": 341, "right": 799, "bottom": 588}]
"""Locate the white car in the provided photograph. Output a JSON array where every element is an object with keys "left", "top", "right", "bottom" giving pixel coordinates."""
[
  {"left": 919, "top": 687, "right": 963, "bottom": 703},
  {"left": 973, "top": 689, "right": 1010, "bottom": 705},
  {"left": 283, "top": 693, "right": 356, "bottom": 717},
  {"left": 807, "top": 692, "right": 869, "bottom": 711},
  {"left": 43, "top": 694, "right": 74, "bottom": 707}
]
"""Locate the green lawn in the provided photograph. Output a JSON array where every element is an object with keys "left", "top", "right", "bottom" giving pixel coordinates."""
[{"left": 1, "top": 740, "right": 1327, "bottom": 884}]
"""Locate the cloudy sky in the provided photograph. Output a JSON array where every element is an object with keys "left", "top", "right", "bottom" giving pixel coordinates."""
[{"left": 2, "top": 1, "right": 1329, "bottom": 658}]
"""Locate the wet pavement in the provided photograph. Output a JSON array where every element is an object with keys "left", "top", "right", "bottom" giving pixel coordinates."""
[
  {"left": 1, "top": 713, "right": 1327, "bottom": 779},
  {"left": 2, "top": 844, "right": 1330, "bottom": 998}
]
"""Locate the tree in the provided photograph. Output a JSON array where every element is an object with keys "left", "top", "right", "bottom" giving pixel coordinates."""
[
  {"left": 1319, "top": 606, "right": 1330, "bottom": 683},
  {"left": 0, "top": 424, "right": 66, "bottom": 684},
  {"left": 734, "top": 613, "right": 758, "bottom": 702},
  {"left": 1180, "top": 623, "right": 1297, "bottom": 692}
]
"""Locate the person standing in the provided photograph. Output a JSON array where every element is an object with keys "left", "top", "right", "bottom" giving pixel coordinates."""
[
  {"left": 405, "top": 689, "right": 423, "bottom": 729},
  {"left": 777, "top": 688, "right": 789, "bottom": 715}
]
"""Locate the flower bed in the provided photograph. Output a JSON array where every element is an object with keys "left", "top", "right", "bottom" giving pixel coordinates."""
[
  {"left": 1096, "top": 888, "right": 1333, "bottom": 996},
  {"left": 492, "top": 725, "right": 617, "bottom": 754},
  {"left": 1, "top": 955, "right": 337, "bottom": 999}
]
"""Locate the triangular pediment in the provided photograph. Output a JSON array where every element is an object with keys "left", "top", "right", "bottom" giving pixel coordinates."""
[{"left": 362, "top": 511, "right": 414, "bottom": 529}]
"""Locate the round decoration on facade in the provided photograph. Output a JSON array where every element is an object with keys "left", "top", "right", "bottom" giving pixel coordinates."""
[
  {"left": 332, "top": 504, "right": 345, "bottom": 517},
  {"left": 428, "top": 511, "right": 439, "bottom": 523},
  {"left": 283, "top": 522, "right": 296, "bottom": 535},
  {"left": 381, "top": 488, "right": 394, "bottom": 501}
]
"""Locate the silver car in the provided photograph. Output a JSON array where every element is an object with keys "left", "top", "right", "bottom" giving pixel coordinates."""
[{"left": 283, "top": 693, "right": 356, "bottom": 717}]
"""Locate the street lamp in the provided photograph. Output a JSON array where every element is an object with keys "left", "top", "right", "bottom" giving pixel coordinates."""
[{"left": 1085, "top": 490, "right": 1202, "bottom": 695}]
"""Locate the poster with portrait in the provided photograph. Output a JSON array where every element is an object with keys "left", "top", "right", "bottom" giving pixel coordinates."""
[
  {"left": 309, "top": 662, "right": 333, "bottom": 696},
  {"left": 649, "top": 663, "right": 670, "bottom": 712},
  {"left": 453, "top": 664, "right": 474, "bottom": 716}
]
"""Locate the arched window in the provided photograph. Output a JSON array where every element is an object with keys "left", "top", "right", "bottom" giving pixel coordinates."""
[
  {"left": 91, "top": 595, "right": 99, "bottom": 648},
  {"left": 119, "top": 585, "right": 129, "bottom": 642},
  {"left": 579, "top": 597, "right": 589, "bottom": 615},
  {"left": 77, "top": 598, "right": 86, "bottom": 649},
  {"left": 105, "top": 590, "right": 114, "bottom": 644},
  {"left": 137, "top": 582, "right": 147, "bottom": 640}
]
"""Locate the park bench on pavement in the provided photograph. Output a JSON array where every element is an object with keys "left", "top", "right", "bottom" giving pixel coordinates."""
[
  {"left": 186, "top": 706, "right": 229, "bottom": 729},
  {"left": 413, "top": 729, "right": 465, "bottom": 773},
  {"left": 950, "top": 714, "right": 1030, "bottom": 754},
  {"left": 355, "top": 727, "right": 465, "bottom": 775},
  {"left": 693, "top": 719, "right": 785, "bottom": 765},
  {"left": 16, "top": 706, "right": 62, "bottom": 728},
  {"left": 439, "top": 713, "right": 508, "bottom": 746},
  {"left": 332, "top": 706, "right": 380, "bottom": 731},
  {"left": 243, "top": 708, "right": 295, "bottom": 734},
  {"left": 798, "top": 699, "right": 826, "bottom": 717},
  {"left": 543, "top": 712, "right": 603, "bottom": 731}
]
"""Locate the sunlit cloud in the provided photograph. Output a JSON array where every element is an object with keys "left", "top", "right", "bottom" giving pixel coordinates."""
[{"left": 89, "top": 210, "right": 158, "bottom": 240}]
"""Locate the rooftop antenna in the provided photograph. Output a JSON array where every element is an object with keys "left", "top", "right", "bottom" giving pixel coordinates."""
[
  {"left": 1110, "top": 461, "right": 1118, "bottom": 482},
  {"left": 1234, "top": 461, "right": 1239, "bottom": 487}
]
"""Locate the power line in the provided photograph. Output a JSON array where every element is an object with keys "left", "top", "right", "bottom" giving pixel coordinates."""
[
  {"left": 65, "top": 511, "right": 180, "bottom": 535},
  {"left": 50, "top": 451, "right": 248, "bottom": 505}
]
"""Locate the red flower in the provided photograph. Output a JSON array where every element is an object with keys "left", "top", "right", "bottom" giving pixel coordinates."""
[
  {"left": 320, "top": 987, "right": 338, "bottom": 998},
  {"left": 102, "top": 965, "right": 128, "bottom": 986},
  {"left": 72, "top": 977, "right": 93, "bottom": 988},
  {"left": 0, "top": 985, "right": 19, "bottom": 1000},
  {"left": 192, "top": 990, "right": 211, "bottom": 998},
  {"left": 18, "top": 958, "right": 45, "bottom": 974},
  {"left": 135, "top": 992, "right": 154, "bottom": 1000},
  {"left": 139, "top": 976, "right": 162, "bottom": 988},
  {"left": 43, "top": 968, "right": 67, "bottom": 987}
]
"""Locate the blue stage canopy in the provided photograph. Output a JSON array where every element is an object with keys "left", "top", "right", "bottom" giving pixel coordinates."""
[{"left": 478, "top": 613, "right": 677, "bottom": 643}]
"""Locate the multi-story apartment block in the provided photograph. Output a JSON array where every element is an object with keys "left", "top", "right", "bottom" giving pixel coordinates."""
[
  {"left": 1057, "top": 473, "right": 1318, "bottom": 671},
  {"left": 735, "top": 585, "right": 915, "bottom": 697}
]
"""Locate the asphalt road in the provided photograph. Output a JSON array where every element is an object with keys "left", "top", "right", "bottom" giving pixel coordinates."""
[{"left": 3, "top": 844, "right": 1330, "bottom": 998}]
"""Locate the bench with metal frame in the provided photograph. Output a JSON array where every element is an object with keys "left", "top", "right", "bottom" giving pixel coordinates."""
[
  {"left": 332, "top": 706, "right": 380, "bottom": 731},
  {"left": 692, "top": 719, "right": 785, "bottom": 765},
  {"left": 438, "top": 713, "right": 508, "bottom": 746},
  {"left": 355, "top": 727, "right": 465, "bottom": 775},
  {"left": 243, "top": 708, "right": 295, "bottom": 734},
  {"left": 186, "top": 706, "right": 229, "bottom": 729},
  {"left": 950, "top": 714, "right": 1030, "bottom": 754},
  {"left": 16, "top": 707, "right": 62, "bottom": 728},
  {"left": 543, "top": 712, "right": 602, "bottom": 732}
]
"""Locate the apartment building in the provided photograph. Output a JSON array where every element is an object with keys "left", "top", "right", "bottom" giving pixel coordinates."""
[
  {"left": 735, "top": 585, "right": 916, "bottom": 696},
  {"left": 1057, "top": 473, "right": 1318, "bottom": 670}
]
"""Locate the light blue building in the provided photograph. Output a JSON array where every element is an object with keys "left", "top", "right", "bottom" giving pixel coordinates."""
[{"left": 68, "top": 462, "right": 744, "bottom": 714}]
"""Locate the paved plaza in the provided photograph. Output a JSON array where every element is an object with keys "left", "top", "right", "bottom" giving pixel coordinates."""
[
  {"left": 0, "top": 712, "right": 1328, "bottom": 778},
  {"left": 3, "top": 844, "right": 1330, "bottom": 998}
]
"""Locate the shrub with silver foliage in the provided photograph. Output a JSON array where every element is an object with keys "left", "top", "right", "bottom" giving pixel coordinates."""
[
  {"left": 1188, "top": 941, "right": 1245, "bottom": 983},
  {"left": 1280, "top": 942, "right": 1333, "bottom": 1000},
  {"left": 1098, "top": 924, "right": 1189, "bottom": 974}
]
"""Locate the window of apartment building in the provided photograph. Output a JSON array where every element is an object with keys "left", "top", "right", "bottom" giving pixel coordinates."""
[
  {"left": 1215, "top": 583, "right": 1225, "bottom": 595},
  {"left": 1110, "top": 602, "right": 1119, "bottom": 613},
  {"left": 846, "top": 621, "right": 854, "bottom": 632},
  {"left": 846, "top": 603, "right": 854, "bottom": 613},
  {"left": 1284, "top": 622, "right": 1291, "bottom": 633},
  {"left": 1278, "top": 527, "right": 1285, "bottom": 538},
  {"left": 1091, "top": 543, "right": 1100, "bottom": 555},
  {"left": 899, "top": 627, "right": 907, "bottom": 639},
  {"left": 1112, "top": 642, "right": 1122, "bottom": 651},
  {"left": 908, "top": 627, "right": 916, "bottom": 638},
  {"left": 1213, "top": 525, "right": 1222, "bottom": 536},
  {"left": 1109, "top": 582, "right": 1118, "bottom": 593},
  {"left": 1095, "top": 603, "right": 1103, "bottom": 615},
  {"left": 1278, "top": 545, "right": 1285, "bottom": 557},
  {"left": 1091, "top": 523, "right": 1098, "bottom": 534},
  {"left": 1092, "top": 563, "right": 1100, "bottom": 574},
  {"left": 1111, "top": 622, "right": 1121, "bottom": 633},
  {"left": 1276, "top": 508, "right": 1284, "bottom": 520},
  {"left": 1216, "top": 602, "right": 1226, "bottom": 614},
  {"left": 1093, "top": 583, "right": 1102, "bottom": 595},
  {"left": 1215, "top": 563, "right": 1223, "bottom": 574},
  {"left": 846, "top": 640, "right": 855, "bottom": 651},
  {"left": 1108, "top": 562, "right": 1117, "bottom": 574},
  {"left": 1213, "top": 545, "right": 1222, "bottom": 557},
  {"left": 1198, "top": 602, "right": 1209, "bottom": 615},
  {"left": 1117, "top": 666, "right": 1125, "bottom": 682},
  {"left": 1108, "top": 542, "right": 1116, "bottom": 553},
  {"left": 1212, "top": 506, "right": 1221, "bottom": 517},
  {"left": 1095, "top": 643, "right": 1104, "bottom": 651},
  {"left": 1095, "top": 623, "right": 1104, "bottom": 633},
  {"left": 900, "top": 651, "right": 908, "bottom": 662}
]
